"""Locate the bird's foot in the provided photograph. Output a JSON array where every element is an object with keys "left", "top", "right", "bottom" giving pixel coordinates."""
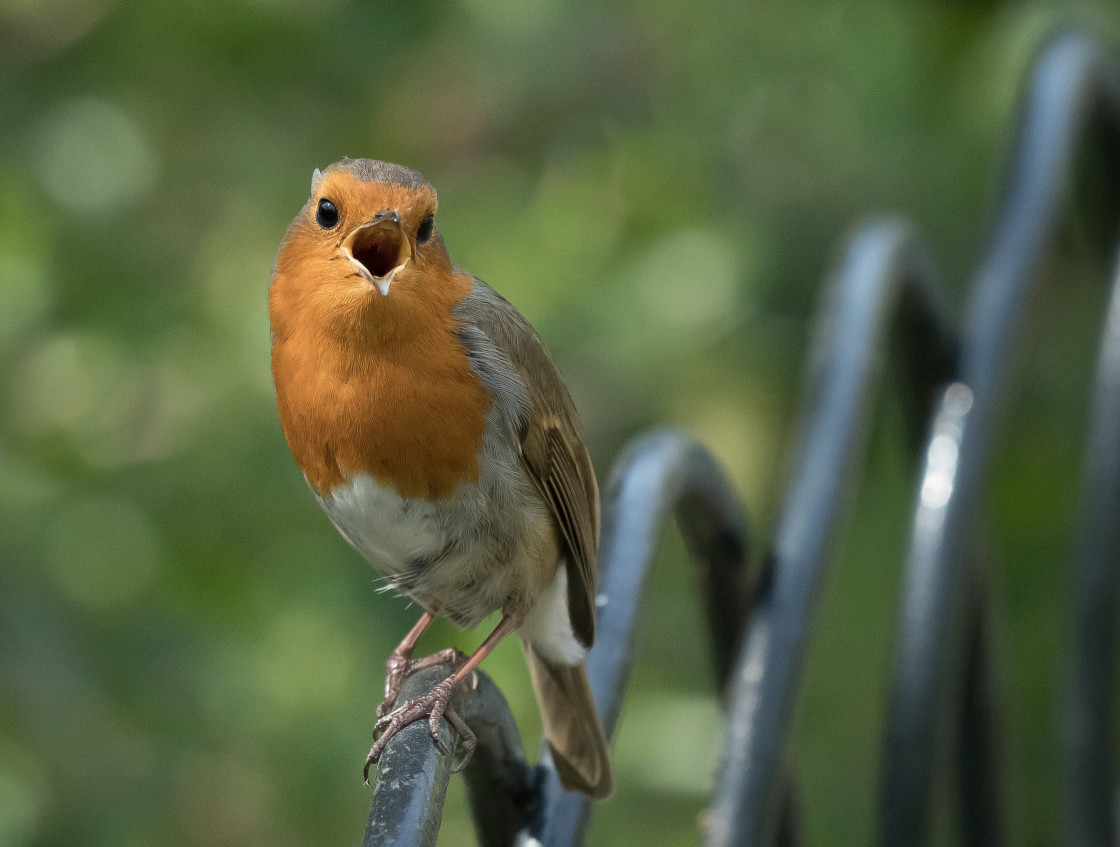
[
  {"left": 377, "top": 647, "right": 468, "bottom": 719},
  {"left": 364, "top": 677, "right": 477, "bottom": 783}
]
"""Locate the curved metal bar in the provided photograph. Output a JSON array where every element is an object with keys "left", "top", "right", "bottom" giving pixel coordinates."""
[
  {"left": 1064, "top": 248, "right": 1120, "bottom": 847},
  {"left": 707, "top": 220, "right": 956, "bottom": 847},
  {"left": 521, "top": 428, "right": 753, "bottom": 847},
  {"left": 362, "top": 663, "right": 532, "bottom": 847},
  {"left": 952, "top": 537, "right": 1007, "bottom": 847},
  {"left": 881, "top": 31, "right": 1120, "bottom": 846}
]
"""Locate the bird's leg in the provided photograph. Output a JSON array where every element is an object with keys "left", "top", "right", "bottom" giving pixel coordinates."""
[
  {"left": 364, "top": 611, "right": 522, "bottom": 781},
  {"left": 378, "top": 610, "right": 437, "bottom": 718}
]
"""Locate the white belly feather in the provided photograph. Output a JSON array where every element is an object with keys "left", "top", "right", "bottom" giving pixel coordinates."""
[
  {"left": 319, "top": 473, "right": 445, "bottom": 575},
  {"left": 317, "top": 467, "right": 582, "bottom": 664}
]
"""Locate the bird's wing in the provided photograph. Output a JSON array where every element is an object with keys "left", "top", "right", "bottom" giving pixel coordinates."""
[{"left": 455, "top": 276, "right": 600, "bottom": 648}]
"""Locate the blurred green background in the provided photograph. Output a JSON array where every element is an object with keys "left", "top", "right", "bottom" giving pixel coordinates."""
[{"left": 3, "top": 0, "right": 1120, "bottom": 844}]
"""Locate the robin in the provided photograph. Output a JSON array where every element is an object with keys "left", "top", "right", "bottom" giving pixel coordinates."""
[{"left": 268, "top": 158, "right": 613, "bottom": 798}]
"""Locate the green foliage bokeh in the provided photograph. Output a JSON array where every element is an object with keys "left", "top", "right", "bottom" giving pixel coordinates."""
[{"left": 2, "top": 1, "right": 1119, "bottom": 844}]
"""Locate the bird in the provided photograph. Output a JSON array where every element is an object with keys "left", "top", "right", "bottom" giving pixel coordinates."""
[{"left": 268, "top": 157, "right": 613, "bottom": 798}]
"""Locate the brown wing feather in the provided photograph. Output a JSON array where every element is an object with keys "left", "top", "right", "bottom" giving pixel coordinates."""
[{"left": 455, "top": 277, "right": 600, "bottom": 647}]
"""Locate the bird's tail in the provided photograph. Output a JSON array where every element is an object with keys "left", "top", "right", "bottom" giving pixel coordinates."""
[{"left": 524, "top": 644, "right": 614, "bottom": 798}]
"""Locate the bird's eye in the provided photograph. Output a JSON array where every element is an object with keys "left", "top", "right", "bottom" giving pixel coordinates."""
[
  {"left": 316, "top": 198, "right": 340, "bottom": 229},
  {"left": 416, "top": 214, "right": 434, "bottom": 244}
]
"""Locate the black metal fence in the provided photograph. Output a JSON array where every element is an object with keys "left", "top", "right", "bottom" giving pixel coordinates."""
[{"left": 361, "top": 29, "right": 1120, "bottom": 847}]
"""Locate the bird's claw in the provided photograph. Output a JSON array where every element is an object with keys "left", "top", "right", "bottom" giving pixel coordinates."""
[
  {"left": 444, "top": 707, "right": 476, "bottom": 773},
  {"left": 363, "top": 678, "right": 477, "bottom": 784},
  {"left": 376, "top": 647, "right": 468, "bottom": 719}
]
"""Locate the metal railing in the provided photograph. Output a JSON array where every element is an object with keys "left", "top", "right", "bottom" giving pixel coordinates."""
[{"left": 360, "top": 28, "right": 1120, "bottom": 847}]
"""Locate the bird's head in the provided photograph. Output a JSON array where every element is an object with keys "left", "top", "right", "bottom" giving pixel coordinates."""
[{"left": 270, "top": 159, "right": 455, "bottom": 342}]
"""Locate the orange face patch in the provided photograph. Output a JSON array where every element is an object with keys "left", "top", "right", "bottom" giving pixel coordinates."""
[{"left": 269, "top": 172, "right": 490, "bottom": 500}]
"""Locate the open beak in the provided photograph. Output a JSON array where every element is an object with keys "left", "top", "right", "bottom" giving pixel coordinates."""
[{"left": 342, "top": 209, "right": 412, "bottom": 296}]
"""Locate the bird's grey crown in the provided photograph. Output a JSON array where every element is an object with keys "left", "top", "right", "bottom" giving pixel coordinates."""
[{"left": 330, "top": 158, "right": 433, "bottom": 192}]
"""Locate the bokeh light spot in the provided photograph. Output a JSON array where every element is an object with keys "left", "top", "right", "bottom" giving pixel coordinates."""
[
  {"left": 32, "top": 98, "right": 157, "bottom": 214},
  {"left": 633, "top": 229, "right": 742, "bottom": 329},
  {"left": 456, "top": 0, "right": 562, "bottom": 38}
]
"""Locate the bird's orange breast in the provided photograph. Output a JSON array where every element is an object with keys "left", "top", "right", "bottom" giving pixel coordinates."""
[{"left": 270, "top": 263, "right": 491, "bottom": 501}]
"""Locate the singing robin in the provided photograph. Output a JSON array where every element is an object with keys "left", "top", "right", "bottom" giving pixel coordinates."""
[{"left": 268, "top": 158, "right": 613, "bottom": 798}]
